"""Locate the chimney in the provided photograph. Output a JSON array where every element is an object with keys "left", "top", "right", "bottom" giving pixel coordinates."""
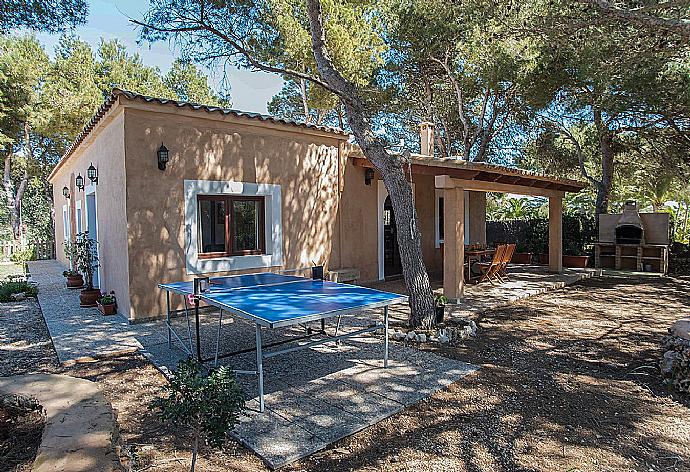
[
  {"left": 615, "top": 200, "right": 645, "bottom": 244},
  {"left": 419, "top": 121, "right": 434, "bottom": 157}
]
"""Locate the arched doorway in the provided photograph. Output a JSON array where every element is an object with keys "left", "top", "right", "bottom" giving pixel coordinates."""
[{"left": 383, "top": 196, "right": 402, "bottom": 278}]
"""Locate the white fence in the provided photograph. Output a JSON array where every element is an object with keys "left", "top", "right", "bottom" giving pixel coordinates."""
[{"left": 0, "top": 240, "right": 55, "bottom": 261}]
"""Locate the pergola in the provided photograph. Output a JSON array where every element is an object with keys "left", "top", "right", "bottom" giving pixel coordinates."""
[{"left": 352, "top": 154, "right": 587, "bottom": 300}]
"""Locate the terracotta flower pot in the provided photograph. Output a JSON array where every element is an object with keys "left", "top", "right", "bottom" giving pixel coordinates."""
[
  {"left": 511, "top": 252, "right": 532, "bottom": 264},
  {"left": 79, "top": 288, "right": 101, "bottom": 307},
  {"left": 538, "top": 253, "right": 549, "bottom": 265},
  {"left": 563, "top": 255, "right": 589, "bottom": 268},
  {"left": 97, "top": 302, "right": 117, "bottom": 315},
  {"left": 66, "top": 274, "right": 84, "bottom": 289}
]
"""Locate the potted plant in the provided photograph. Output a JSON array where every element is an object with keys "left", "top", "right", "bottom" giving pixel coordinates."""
[
  {"left": 63, "top": 269, "right": 84, "bottom": 288},
  {"left": 63, "top": 241, "right": 84, "bottom": 288},
  {"left": 562, "top": 254, "right": 589, "bottom": 268},
  {"left": 74, "top": 231, "right": 100, "bottom": 307},
  {"left": 562, "top": 239, "right": 590, "bottom": 268},
  {"left": 511, "top": 243, "right": 532, "bottom": 264},
  {"left": 97, "top": 291, "right": 117, "bottom": 315},
  {"left": 434, "top": 294, "right": 448, "bottom": 324}
]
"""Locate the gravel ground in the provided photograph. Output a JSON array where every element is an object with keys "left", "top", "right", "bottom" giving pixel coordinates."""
[{"left": 1, "top": 275, "right": 689, "bottom": 471}]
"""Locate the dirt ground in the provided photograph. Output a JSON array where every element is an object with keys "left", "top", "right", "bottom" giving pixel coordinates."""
[
  {"left": 0, "top": 394, "right": 45, "bottom": 472},
  {"left": 1, "top": 275, "right": 689, "bottom": 471}
]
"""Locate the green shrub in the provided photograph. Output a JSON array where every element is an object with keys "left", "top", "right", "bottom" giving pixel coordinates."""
[
  {"left": 150, "top": 358, "right": 245, "bottom": 472},
  {"left": 10, "top": 246, "right": 36, "bottom": 263},
  {"left": 98, "top": 292, "right": 116, "bottom": 305},
  {"left": 0, "top": 281, "right": 38, "bottom": 302}
]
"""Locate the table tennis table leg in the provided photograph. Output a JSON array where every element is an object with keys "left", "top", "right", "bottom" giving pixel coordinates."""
[
  {"left": 255, "top": 324, "right": 265, "bottom": 412},
  {"left": 166, "top": 291, "right": 171, "bottom": 349},
  {"left": 384, "top": 306, "right": 389, "bottom": 368},
  {"left": 194, "top": 299, "right": 202, "bottom": 362},
  {"left": 183, "top": 296, "right": 194, "bottom": 356},
  {"left": 214, "top": 309, "right": 224, "bottom": 367}
]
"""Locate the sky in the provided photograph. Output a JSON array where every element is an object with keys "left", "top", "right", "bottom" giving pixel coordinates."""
[{"left": 34, "top": 0, "right": 285, "bottom": 114}]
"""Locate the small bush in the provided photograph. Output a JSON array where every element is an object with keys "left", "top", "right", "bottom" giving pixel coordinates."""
[
  {"left": 98, "top": 292, "right": 116, "bottom": 305},
  {"left": 150, "top": 358, "right": 245, "bottom": 472},
  {"left": 0, "top": 281, "right": 38, "bottom": 302},
  {"left": 10, "top": 246, "right": 36, "bottom": 263}
]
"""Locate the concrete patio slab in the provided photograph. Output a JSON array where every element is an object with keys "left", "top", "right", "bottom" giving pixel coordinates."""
[{"left": 137, "top": 312, "right": 477, "bottom": 469}]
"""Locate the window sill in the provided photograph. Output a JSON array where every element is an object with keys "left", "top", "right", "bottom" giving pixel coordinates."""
[
  {"left": 187, "top": 253, "right": 281, "bottom": 275},
  {"left": 198, "top": 253, "right": 266, "bottom": 260}
]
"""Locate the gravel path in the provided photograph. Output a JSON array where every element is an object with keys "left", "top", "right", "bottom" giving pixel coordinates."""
[{"left": 0, "top": 300, "right": 60, "bottom": 376}]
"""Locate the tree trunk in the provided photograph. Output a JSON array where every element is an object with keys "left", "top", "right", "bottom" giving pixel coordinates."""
[
  {"left": 305, "top": 0, "right": 435, "bottom": 327},
  {"left": 682, "top": 200, "right": 689, "bottom": 241},
  {"left": 190, "top": 432, "right": 199, "bottom": 472},
  {"left": 3, "top": 151, "right": 27, "bottom": 240},
  {"left": 594, "top": 109, "right": 614, "bottom": 218},
  {"left": 299, "top": 78, "right": 311, "bottom": 124}
]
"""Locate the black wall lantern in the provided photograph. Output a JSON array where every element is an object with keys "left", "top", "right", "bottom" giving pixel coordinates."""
[
  {"left": 157, "top": 143, "right": 169, "bottom": 171},
  {"left": 62, "top": 186, "right": 70, "bottom": 198},
  {"left": 364, "top": 167, "right": 375, "bottom": 186},
  {"left": 75, "top": 173, "right": 85, "bottom": 191},
  {"left": 87, "top": 163, "right": 98, "bottom": 184}
]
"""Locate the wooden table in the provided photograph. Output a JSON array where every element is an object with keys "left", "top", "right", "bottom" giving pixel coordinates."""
[{"left": 465, "top": 249, "right": 495, "bottom": 281}]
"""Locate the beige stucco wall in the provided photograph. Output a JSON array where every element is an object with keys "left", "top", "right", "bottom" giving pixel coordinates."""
[
  {"left": 50, "top": 110, "right": 131, "bottom": 315},
  {"left": 414, "top": 174, "right": 444, "bottom": 275},
  {"left": 468, "top": 191, "right": 487, "bottom": 245},
  {"left": 331, "top": 161, "right": 379, "bottom": 280},
  {"left": 122, "top": 106, "right": 347, "bottom": 319},
  {"left": 334, "top": 165, "right": 443, "bottom": 282}
]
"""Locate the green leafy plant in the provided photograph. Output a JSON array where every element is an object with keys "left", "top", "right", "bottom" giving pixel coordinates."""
[
  {"left": 434, "top": 294, "right": 448, "bottom": 306},
  {"left": 62, "top": 269, "right": 80, "bottom": 277},
  {"left": 74, "top": 232, "right": 98, "bottom": 290},
  {"left": 150, "top": 358, "right": 245, "bottom": 472},
  {"left": 98, "top": 292, "right": 116, "bottom": 305},
  {"left": 9, "top": 246, "right": 36, "bottom": 263},
  {"left": 63, "top": 240, "right": 78, "bottom": 271},
  {"left": 515, "top": 242, "right": 529, "bottom": 253},
  {"left": 0, "top": 281, "right": 38, "bottom": 302}
]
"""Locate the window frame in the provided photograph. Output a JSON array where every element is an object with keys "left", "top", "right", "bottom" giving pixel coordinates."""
[
  {"left": 197, "top": 194, "right": 266, "bottom": 259},
  {"left": 62, "top": 204, "right": 71, "bottom": 241}
]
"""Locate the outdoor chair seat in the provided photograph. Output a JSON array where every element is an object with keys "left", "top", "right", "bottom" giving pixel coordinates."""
[
  {"left": 477, "top": 244, "right": 507, "bottom": 285},
  {"left": 499, "top": 243, "right": 516, "bottom": 281}
]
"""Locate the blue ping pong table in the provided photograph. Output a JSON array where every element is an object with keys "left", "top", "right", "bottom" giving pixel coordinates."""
[{"left": 158, "top": 272, "right": 408, "bottom": 411}]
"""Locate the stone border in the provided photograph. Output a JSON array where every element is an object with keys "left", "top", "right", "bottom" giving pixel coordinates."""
[{"left": 0, "top": 374, "right": 122, "bottom": 472}]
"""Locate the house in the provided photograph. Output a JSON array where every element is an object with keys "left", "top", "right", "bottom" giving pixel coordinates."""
[{"left": 49, "top": 89, "right": 586, "bottom": 321}]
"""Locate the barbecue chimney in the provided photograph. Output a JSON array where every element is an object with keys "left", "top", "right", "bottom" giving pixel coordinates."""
[{"left": 615, "top": 201, "right": 645, "bottom": 244}]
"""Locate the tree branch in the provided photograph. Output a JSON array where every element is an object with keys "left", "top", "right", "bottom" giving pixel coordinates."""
[
  {"left": 130, "top": 17, "right": 339, "bottom": 95},
  {"left": 542, "top": 115, "right": 600, "bottom": 187},
  {"left": 577, "top": 0, "right": 690, "bottom": 37},
  {"left": 430, "top": 54, "right": 470, "bottom": 156}
]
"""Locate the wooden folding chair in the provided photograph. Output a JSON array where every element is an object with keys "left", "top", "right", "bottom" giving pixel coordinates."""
[
  {"left": 477, "top": 245, "right": 507, "bottom": 285},
  {"left": 499, "top": 243, "right": 516, "bottom": 281}
]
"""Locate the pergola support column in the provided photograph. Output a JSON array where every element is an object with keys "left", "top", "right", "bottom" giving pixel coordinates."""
[
  {"left": 549, "top": 195, "right": 563, "bottom": 273},
  {"left": 443, "top": 186, "right": 465, "bottom": 301}
]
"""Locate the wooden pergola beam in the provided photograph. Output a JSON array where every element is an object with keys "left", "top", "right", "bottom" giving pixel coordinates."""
[
  {"left": 435, "top": 175, "right": 565, "bottom": 198},
  {"left": 351, "top": 157, "right": 580, "bottom": 194}
]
